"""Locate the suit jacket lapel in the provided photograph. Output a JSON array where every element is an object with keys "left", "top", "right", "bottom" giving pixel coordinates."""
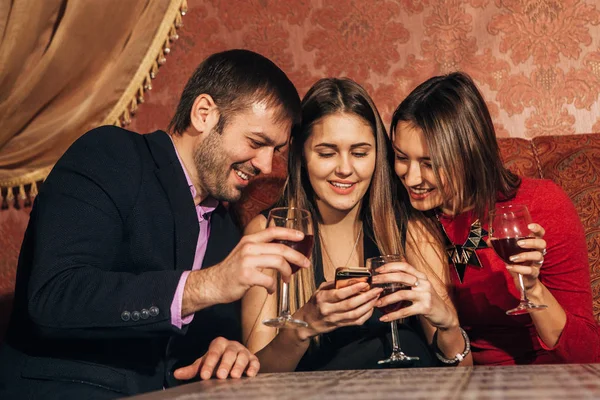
[{"left": 145, "top": 131, "right": 199, "bottom": 271}]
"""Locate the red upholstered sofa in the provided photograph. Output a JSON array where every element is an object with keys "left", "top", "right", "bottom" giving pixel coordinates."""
[{"left": 1, "top": 133, "right": 600, "bottom": 342}]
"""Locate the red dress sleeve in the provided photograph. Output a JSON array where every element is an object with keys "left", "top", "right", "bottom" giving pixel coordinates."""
[{"left": 529, "top": 180, "right": 599, "bottom": 363}]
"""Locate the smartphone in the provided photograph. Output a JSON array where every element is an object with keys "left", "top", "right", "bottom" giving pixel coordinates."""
[{"left": 335, "top": 267, "right": 371, "bottom": 290}]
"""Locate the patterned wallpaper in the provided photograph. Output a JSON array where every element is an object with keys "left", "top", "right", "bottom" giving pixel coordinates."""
[{"left": 128, "top": 0, "right": 600, "bottom": 139}]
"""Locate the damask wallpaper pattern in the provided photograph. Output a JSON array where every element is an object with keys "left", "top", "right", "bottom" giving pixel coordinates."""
[{"left": 129, "top": 0, "right": 600, "bottom": 139}]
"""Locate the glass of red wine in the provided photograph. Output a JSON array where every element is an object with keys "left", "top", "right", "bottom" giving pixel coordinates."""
[
  {"left": 263, "top": 207, "right": 314, "bottom": 329},
  {"left": 367, "top": 255, "right": 419, "bottom": 365},
  {"left": 489, "top": 204, "right": 548, "bottom": 315}
]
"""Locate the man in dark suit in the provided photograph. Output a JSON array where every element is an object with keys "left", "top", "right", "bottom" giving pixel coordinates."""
[{"left": 0, "top": 49, "right": 307, "bottom": 399}]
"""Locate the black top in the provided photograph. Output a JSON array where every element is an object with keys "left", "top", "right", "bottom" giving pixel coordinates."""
[{"left": 260, "top": 210, "right": 437, "bottom": 370}]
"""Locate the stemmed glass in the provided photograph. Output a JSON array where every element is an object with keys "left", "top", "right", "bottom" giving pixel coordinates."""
[
  {"left": 367, "top": 255, "right": 420, "bottom": 365},
  {"left": 263, "top": 207, "right": 314, "bottom": 329},
  {"left": 489, "top": 204, "right": 548, "bottom": 315}
]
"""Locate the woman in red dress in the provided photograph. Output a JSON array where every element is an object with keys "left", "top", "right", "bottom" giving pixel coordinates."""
[{"left": 386, "top": 72, "right": 599, "bottom": 365}]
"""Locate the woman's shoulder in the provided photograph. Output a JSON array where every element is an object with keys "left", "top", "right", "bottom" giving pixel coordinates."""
[
  {"left": 515, "top": 177, "right": 570, "bottom": 204},
  {"left": 244, "top": 213, "right": 268, "bottom": 235}
]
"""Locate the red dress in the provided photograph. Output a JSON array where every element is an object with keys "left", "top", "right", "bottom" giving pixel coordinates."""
[{"left": 438, "top": 178, "right": 598, "bottom": 365}]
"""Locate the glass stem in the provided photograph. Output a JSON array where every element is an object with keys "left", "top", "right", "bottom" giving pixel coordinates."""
[
  {"left": 518, "top": 273, "right": 530, "bottom": 303},
  {"left": 390, "top": 320, "right": 401, "bottom": 353},
  {"left": 280, "top": 281, "right": 290, "bottom": 317}
]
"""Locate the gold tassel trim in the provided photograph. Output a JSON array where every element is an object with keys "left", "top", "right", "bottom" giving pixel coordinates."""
[
  {"left": 0, "top": 0, "right": 187, "bottom": 206},
  {"left": 103, "top": 0, "right": 187, "bottom": 129},
  {"left": 0, "top": 181, "right": 44, "bottom": 210}
]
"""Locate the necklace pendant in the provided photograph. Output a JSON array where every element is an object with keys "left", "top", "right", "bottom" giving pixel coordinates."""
[{"left": 439, "top": 217, "right": 489, "bottom": 283}]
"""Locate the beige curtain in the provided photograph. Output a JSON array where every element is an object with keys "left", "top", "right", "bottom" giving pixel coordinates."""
[{"left": 0, "top": 0, "right": 186, "bottom": 206}]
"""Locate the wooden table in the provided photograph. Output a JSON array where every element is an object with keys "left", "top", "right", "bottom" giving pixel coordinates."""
[{"left": 126, "top": 364, "right": 600, "bottom": 399}]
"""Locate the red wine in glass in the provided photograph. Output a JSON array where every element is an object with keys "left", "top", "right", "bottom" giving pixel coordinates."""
[
  {"left": 274, "top": 234, "right": 315, "bottom": 274},
  {"left": 489, "top": 204, "right": 547, "bottom": 315},
  {"left": 377, "top": 283, "right": 411, "bottom": 314},
  {"left": 490, "top": 236, "right": 535, "bottom": 266},
  {"left": 263, "top": 207, "right": 314, "bottom": 329}
]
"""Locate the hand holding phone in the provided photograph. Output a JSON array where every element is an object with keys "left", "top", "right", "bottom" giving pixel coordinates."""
[{"left": 335, "top": 267, "right": 371, "bottom": 290}]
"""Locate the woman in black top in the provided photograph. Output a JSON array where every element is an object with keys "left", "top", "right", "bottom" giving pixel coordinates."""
[{"left": 242, "top": 78, "right": 455, "bottom": 371}]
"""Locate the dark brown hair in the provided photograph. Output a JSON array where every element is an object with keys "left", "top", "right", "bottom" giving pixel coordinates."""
[
  {"left": 169, "top": 49, "right": 301, "bottom": 135},
  {"left": 390, "top": 71, "right": 520, "bottom": 221}
]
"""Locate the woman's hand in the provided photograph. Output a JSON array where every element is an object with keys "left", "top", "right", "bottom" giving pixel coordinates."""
[
  {"left": 295, "top": 281, "right": 382, "bottom": 341},
  {"left": 503, "top": 223, "right": 547, "bottom": 295},
  {"left": 371, "top": 261, "right": 458, "bottom": 330}
]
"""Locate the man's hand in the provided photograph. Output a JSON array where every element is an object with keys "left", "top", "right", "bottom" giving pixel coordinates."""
[
  {"left": 173, "top": 337, "right": 260, "bottom": 380},
  {"left": 183, "top": 226, "right": 311, "bottom": 315}
]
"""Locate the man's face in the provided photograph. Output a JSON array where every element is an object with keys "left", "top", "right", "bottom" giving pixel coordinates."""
[{"left": 193, "top": 102, "right": 290, "bottom": 202}]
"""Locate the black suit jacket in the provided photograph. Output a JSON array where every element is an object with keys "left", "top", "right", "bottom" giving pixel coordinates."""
[{"left": 0, "top": 127, "right": 241, "bottom": 399}]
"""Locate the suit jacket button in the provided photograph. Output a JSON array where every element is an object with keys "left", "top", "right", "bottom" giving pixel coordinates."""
[
  {"left": 121, "top": 311, "right": 131, "bottom": 321},
  {"left": 141, "top": 309, "right": 150, "bottom": 319},
  {"left": 131, "top": 311, "right": 141, "bottom": 321},
  {"left": 149, "top": 306, "right": 159, "bottom": 317}
]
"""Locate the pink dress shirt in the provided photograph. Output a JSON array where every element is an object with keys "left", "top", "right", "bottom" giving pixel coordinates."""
[{"left": 169, "top": 140, "right": 218, "bottom": 329}]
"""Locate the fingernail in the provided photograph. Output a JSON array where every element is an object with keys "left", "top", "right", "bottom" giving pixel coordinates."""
[
  {"left": 506, "top": 266, "right": 514, "bottom": 270},
  {"left": 218, "top": 368, "right": 228, "bottom": 378},
  {"left": 509, "top": 255, "right": 521, "bottom": 262},
  {"left": 376, "top": 300, "right": 382, "bottom": 307},
  {"left": 517, "top": 240, "right": 525, "bottom": 246},
  {"left": 380, "top": 316, "right": 389, "bottom": 322},
  {"left": 528, "top": 224, "right": 536, "bottom": 230},
  {"left": 296, "top": 230, "right": 304, "bottom": 237}
]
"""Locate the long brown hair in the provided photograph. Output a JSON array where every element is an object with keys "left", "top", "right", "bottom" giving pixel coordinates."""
[
  {"left": 390, "top": 72, "right": 520, "bottom": 284},
  {"left": 280, "top": 77, "right": 404, "bottom": 313}
]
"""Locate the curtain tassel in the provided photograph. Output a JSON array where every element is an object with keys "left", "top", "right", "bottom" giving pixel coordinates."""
[
  {"left": 137, "top": 87, "right": 145, "bottom": 104},
  {"left": 169, "top": 26, "right": 179, "bottom": 41},
  {"left": 180, "top": 0, "right": 188, "bottom": 16},
  {"left": 6, "top": 187, "right": 16, "bottom": 209},
  {"left": 130, "top": 98, "right": 138, "bottom": 115},
  {"left": 175, "top": 12, "right": 183, "bottom": 28}
]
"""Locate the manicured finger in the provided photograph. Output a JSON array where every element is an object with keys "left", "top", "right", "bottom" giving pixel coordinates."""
[
  {"left": 329, "top": 282, "right": 373, "bottom": 302},
  {"left": 376, "top": 287, "right": 415, "bottom": 309},
  {"left": 173, "top": 357, "right": 203, "bottom": 380},
  {"left": 336, "top": 296, "right": 380, "bottom": 323},
  {"left": 375, "top": 262, "right": 427, "bottom": 280},
  {"left": 508, "top": 250, "right": 543, "bottom": 265},
  {"left": 516, "top": 237, "right": 546, "bottom": 251},
  {"left": 214, "top": 346, "right": 238, "bottom": 380},
  {"left": 332, "top": 287, "right": 382, "bottom": 312},
  {"left": 528, "top": 223, "right": 546, "bottom": 238}
]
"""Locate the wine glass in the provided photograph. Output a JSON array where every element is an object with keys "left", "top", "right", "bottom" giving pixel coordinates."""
[
  {"left": 367, "top": 255, "right": 420, "bottom": 365},
  {"left": 262, "top": 207, "right": 314, "bottom": 329},
  {"left": 489, "top": 204, "right": 548, "bottom": 315}
]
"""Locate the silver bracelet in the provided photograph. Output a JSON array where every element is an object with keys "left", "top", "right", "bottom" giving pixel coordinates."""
[{"left": 433, "top": 326, "right": 471, "bottom": 365}]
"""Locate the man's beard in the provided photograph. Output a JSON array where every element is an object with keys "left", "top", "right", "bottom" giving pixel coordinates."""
[{"left": 192, "top": 128, "right": 257, "bottom": 203}]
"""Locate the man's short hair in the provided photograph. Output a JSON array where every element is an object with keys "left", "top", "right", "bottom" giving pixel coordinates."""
[{"left": 169, "top": 49, "right": 301, "bottom": 134}]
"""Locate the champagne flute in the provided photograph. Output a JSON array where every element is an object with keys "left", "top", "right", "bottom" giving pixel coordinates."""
[
  {"left": 367, "top": 255, "right": 419, "bottom": 365},
  {"left": 263, "top": 207, "right": 314, "bottom": 329},
  {"left": 489, "top": 204, "right": 548, "bottom": 315}
]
